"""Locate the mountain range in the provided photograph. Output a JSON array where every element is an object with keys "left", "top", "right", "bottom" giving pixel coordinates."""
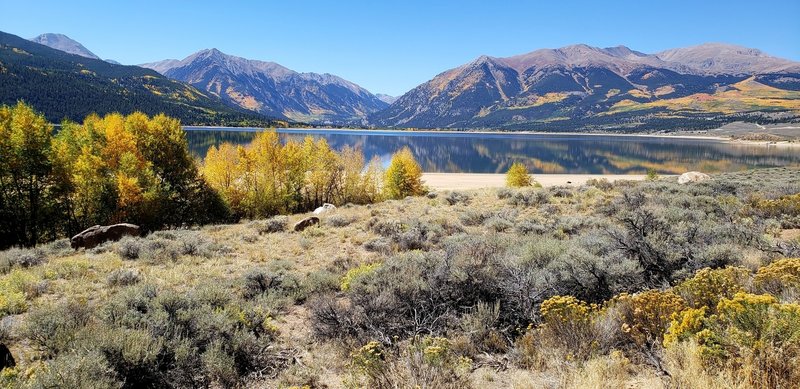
[
  {"left": 140, "top": 49, "right": 388, "bottom": 124},
  {"left": 371, "top": 44, "right": 800, "bottom": 130},
  {"left": 0, "top": 31, "right": 274, "bottom": 125},
  {"left": 5, "top": 30, "right": 800, "bottom": 131}
]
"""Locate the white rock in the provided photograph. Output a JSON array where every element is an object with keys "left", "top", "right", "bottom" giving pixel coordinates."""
[
  {"left": 678, "top": 171, "right": 711, "bottom": 185},
  {"left": 313, "top": 203, "right": 336, "bottom": 215}
]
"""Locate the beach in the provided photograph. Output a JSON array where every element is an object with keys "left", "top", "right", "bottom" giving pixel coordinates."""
[{"left": 421, "top": 173, "right": 654, "bottom": 190}]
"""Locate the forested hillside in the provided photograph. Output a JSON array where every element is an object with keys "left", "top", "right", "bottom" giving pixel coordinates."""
[{"left": 0, "top": 31, "right": 277, "bottom": 126}]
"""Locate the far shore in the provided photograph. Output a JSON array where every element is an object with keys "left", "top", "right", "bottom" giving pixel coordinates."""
[
  {"left": 421, "top": 173, "right": 662, "bottom": 191},
  {"left": 184, "top": 125, "right": 730, "bottom": 141},
  {"left": 183, "top": 125, "right": 800, "bottom": 147}
]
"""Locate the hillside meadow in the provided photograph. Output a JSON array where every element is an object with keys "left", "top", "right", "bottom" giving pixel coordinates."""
[{"left": 0, "top": 165, "right": 798, "bottom": 388}]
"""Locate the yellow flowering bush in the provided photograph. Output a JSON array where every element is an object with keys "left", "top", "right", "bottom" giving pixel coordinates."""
[
  {"left": 340, "top": 262, "right": 381, "bottom": 292},
  {"left": 350, "top": 340, "right": 384, "bottom": 374},
  {"left": 609, "top": 290, "right": 686, "bottom": 347},
  {"left": 754, "top": 258, "right": 800, "bottom": 296},
  {"left": 673, "top": 267, "right": 749, "bottom": 310},
  {"left": 751, "top": 193, "right": 800, "bottom": 217},
  {"left": 540, "top": 295, "right": 593, "bottom": 324},
  {"left": 522, "top": 295, "right": 600, "bottom": 363},
  {"left": 663, "top": 307, "right": 707, "bottom": 347}
]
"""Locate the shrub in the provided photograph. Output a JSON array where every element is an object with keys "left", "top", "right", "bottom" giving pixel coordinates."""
[
  {"left": 348, "top": 337, "right": 471, "bottom": 389},
  {"left": 28, "top": 350, "right": 121, "bottom": 389},
  {"left": 496, "top": 187, "right": 514, "bottom": 199},
  {"left": 363, "top": 238, "right": 393, "bottom": 254},
  {"left": 444, "top": 191, "right": 470, "bottom": 206},
  {"left": 516, "top": 219, "right": 548, "bottom": 235},
  {"left": 673, "top": 267, "right": 749, "bottom": 310},
  {"left": 665, "top": 292, "right": 800, "bottom": 388},
  {"left": 94, "top": 285, "right": 286, "bottom": 387},
  {"left": 506, "top": 162, "right": 532, "bottom": 188},
  {"left": 326, "top": 214, "right": 355, "bottom": 227},
  {"left": 241, "top": 267, "right": 303, "bottom": 307},
  {"left": 253, "top": 215, "right": 288, "bottom": 234},
  {"left": 549, "top": 185, "right": 574, "bottom": 198},
  {"left": 370, "top": 219, "right": 406, "bottom": 237},
  {"left": 174, "top": 231, "right": 216, "bottom": 257},
  {"left": 534, "top": 295, "right": 598, "bottom": 357},
  {"left": 138, "top": 238, "right": 180, "bottom": 264},
  {"left": 586, "top": 178, "right": 614, "bottom": 191},
  {"left": 384, "top": 147, "right": 424, "bottom": 199},
  {"left": 754, "top": 258, "right": 800, "bottom": 297},
  {"left": 0, "top": 269, "right": 39, "bottom": 316},
  {"left": 40, "top": 238, "right": 73, "bottom": 258},
  {"left": 507, "top": 189, "right": 550, "bottom": 207},
  {"left": 484, "top": 216, "right": 513, "bottom": 233},
  {"left": 0, "top": 248, "right": 46, "bottom": 273},
  {"left": 115, "top": 237, "right": 142, "bottom": 260},
  {"left": 340, "top": 262, "right": 381, "bottom": 291},
  {"left": 608, "top": 290, "right": 686, "bottom": 349},
  {"left": 459, "top": 210, "right": 491, "bottom": 226},
  {"left": 646, "top": 168, "right": 659, "bottom": 181},
  {"left": 107, "top": 268, "right": 141, "bottom": 287},
  {"left": 23, "top": 300, "right": 92, "bottom": 356}
]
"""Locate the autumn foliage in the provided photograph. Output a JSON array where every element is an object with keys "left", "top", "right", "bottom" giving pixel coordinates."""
[
  {"left": 0, "top": 102, "right": 226, "bottom": 248},
  {"left": 383, "top": 146, "right": 424, "bottom": 199},
  {"left": 506, "top": 162, "right": 532, "bottom": 188},
  {"left": 202, "top": 130, "right": 383, "bottom": 219}
]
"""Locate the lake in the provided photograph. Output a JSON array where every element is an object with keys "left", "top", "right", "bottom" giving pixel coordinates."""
[{"left": 184, "top": 127, "right": 800, "bottom": 174}]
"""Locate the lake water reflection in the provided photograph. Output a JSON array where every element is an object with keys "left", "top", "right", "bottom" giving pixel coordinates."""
[{"left": 184, "top": 127, "right": 800, "bottom": 174}]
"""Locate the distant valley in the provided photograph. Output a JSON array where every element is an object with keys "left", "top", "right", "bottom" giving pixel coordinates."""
[{"left": 5, "top": 30, "right": 800, "bottom": 131}]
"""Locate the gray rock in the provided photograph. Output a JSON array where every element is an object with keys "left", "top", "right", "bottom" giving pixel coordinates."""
[
  {"left": 678, "top": 171, "right": 711, "bottom": 184},
  {"left": 313, "top": 203, "right": 336, "bottom": 215}
]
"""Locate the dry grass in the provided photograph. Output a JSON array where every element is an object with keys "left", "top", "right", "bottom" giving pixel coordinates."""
[{"left": 1, "top": 168, "right": 799, "bottom": 388}]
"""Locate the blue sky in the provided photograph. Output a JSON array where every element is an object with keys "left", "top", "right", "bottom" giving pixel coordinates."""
[{"left": 2, "top": 0, "right": 798, "bottom": 96}]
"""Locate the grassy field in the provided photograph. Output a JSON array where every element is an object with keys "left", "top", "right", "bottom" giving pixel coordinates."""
[{"left": 0, "top": 168, "right": 799, "bottom": 388}]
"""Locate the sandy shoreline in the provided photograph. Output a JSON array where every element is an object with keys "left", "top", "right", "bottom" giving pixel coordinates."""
[{"left": 422, "top": 173, "right": 658, "bottom": 190}]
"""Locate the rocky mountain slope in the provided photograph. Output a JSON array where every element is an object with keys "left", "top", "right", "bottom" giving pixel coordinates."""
[
  {"left": 30, "top": 33, "right": 100, "bottom": 60},
  {"left": 371, "top": 43, "right": 800, "bottom": 130},
  {"left": 141, "top": 49, "right": 388, "bottom": 124},
  {"left": 0, "top": 31, "right": 275, "bottom": 125}
]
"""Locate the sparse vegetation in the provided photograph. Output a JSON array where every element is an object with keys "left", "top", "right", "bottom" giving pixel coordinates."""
[{"left": 0, "top": 154, "right": 798, "bottom": 387}]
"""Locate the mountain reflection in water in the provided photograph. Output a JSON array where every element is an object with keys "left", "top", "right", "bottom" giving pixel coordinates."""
[{"left": 185, "top": 127, "right": 800, "bottom": 174}]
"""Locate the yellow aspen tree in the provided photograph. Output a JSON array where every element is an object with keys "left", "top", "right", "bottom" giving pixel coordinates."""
[{"left": 384, "top": 147, "right": 423, "bottom": 199}]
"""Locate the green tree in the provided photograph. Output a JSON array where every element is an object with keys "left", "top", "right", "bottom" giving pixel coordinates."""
[
  {"left": 384, "top": 147, "right": 424, "bottom": 199},
  {"left": 646, "top": 168, "right": 659, "bottom": 181},
  {"left": 0, "top": 102, "right": 62, "bottom": 247},
  {"left": 506, "top": 162, "right": 532, "bottom": 188}
]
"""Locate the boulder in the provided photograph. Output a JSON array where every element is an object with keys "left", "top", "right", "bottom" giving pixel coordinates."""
[
  {"left": 678, "top": 171, "right": 711, "bottom": 185},
  {"left": 313, "top": 203, "right": 336, "bottom": 215},
  {"left": 71, "top": 223, "right": 141, "bottom": 250},
  {"left": 294, "top": 217, "right": 320, "bottom": 232},
  {"left": 0, "top": 344, "right": 14, "bottom": 370}
]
